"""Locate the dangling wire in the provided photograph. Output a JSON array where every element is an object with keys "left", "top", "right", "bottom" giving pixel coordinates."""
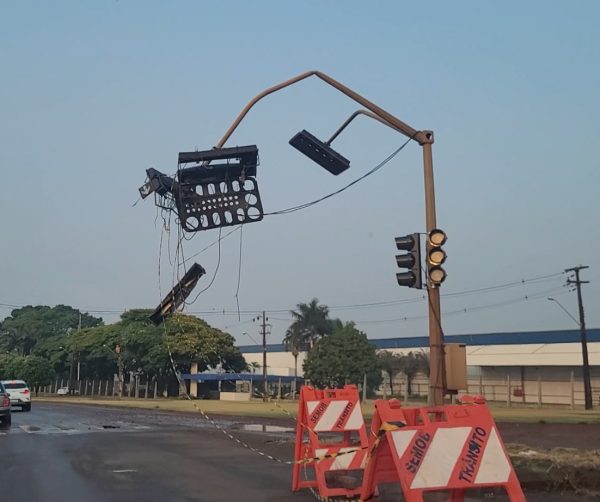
[{"left": 234, "top": 225, "right": 244, "bottom": 321}]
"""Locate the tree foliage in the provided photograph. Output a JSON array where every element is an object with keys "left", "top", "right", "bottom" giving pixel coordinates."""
[
  {"left": 64, "top": 309, "right": 247, "bottom": 380},
  {"left": 288, "top": 298, "right": 334, "bottom": 349},
  {"left": 1, "top": 306, "right": 246, "bottom": 382},
  {"left": 303, "top": 322, "right": 382, "bottom": 393},
  {"left": 0, "top": 305, "right": 103, "bottom": 357},
  {"left": 0, "top": 354, "right": 55, "bottom": 386}
]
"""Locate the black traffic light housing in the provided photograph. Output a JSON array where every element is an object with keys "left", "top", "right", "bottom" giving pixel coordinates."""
[
  {"left": 149, "top": 263, "right": 206, "bottom": 325},
  {"left": 395, "top": 233, "right": 422, "bottom": 289}
]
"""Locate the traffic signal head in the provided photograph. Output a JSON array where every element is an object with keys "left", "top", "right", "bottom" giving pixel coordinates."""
[
  {"left": 395, "top": 233, "right": 422, "bottom": 289},
  {"left": 427, "top": 228, "right": 447, "bottom": 287}
]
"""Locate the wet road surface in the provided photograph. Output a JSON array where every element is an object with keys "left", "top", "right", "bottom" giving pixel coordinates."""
[
  {"left": 1, "top": 402, "right": 310, "bottom": 502},
  {"left": 0, "top": 402, "right": 593, "bottom": 501}
]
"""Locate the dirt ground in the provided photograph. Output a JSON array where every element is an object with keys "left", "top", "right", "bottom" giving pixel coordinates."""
[{"left": 498, "top": 421, "right": 600, "bottom": 450}]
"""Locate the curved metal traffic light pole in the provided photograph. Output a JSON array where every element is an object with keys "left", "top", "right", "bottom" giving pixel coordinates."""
[
  {"left": 214, "top": 70, "right": 445, "bottom": 406},
  {"left": 325, "top": 109, "right": 406, "bottom": 145}
]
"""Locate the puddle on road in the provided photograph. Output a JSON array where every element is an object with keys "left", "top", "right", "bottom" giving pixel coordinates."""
[{"left": 238, "top": 424, "right": 294, "bottom": 433}]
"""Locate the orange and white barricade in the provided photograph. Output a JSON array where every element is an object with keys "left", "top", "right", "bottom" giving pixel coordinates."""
[
  {"left": 360, "top": 397, "right": 525, "bottom": 502},
  {"left": 292, "top": 385, "right": 369, "bottom": 499}
]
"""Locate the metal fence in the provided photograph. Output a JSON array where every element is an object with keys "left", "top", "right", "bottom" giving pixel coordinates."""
[
  {"left": 379, "top": 372, "right": 600, "bottom": 409},
  {"left": 35, "top": 376, "right": 169, "bottom": 399}
]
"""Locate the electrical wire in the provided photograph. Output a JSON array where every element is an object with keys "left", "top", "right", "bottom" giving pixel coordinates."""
[
  {"left": 183, "top": 225, "right": 242, "bottom": 264},
  {"left": 234, "top": 225, "right": 244, "bottom": 321},
  {"left": 185, "top": 227, "right": 223, "bottom": 306},
  {"left": 353, "top": 284, "right": 568, "bottom": 325},
  {"left": 265, "top": 136, "right": 414, "bottom": 216},
  {"left": 0, "top": 270, "right": 567, "bottom": 317}
]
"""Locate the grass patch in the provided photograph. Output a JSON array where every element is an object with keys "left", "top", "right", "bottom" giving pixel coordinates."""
[{"left": 36, "top": 396, "right": 600, "bottom": 424}]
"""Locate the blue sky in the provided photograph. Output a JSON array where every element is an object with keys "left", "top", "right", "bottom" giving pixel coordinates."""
[{"left": 1, "top": 1, "right": 598, "bottom": 343}]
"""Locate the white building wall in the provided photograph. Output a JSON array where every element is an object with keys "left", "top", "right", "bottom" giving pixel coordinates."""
[
  {"left": 243, "top": 351, "right": 307, "bottom": 377},
  {"left": 241, "top": 342, "right": 600, "bottom": 377}
]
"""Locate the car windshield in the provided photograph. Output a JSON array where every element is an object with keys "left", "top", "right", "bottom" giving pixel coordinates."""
[{"left": 4, "top": 383, "right": 27, "bottom": 389}]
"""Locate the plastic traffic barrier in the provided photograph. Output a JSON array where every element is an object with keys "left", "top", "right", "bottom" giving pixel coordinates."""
[
  {"left": 292, "top": 385, "right": 369, "bottom": 499},
  {"left": 360, "top": 397, "right": 525, "bottom": 502}
]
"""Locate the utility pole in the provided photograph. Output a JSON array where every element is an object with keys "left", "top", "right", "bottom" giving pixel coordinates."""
[
  {"left": 77, "top": 313, "right": 82, "bottom": 383},
  {"left": 254, "top": 312, "right": 270, "bottom": 402},
  {"left": 116, "top": 344, "right": 124, "bottom": 398},
  {"left": 566, "top": 265, "right": 592, "bottom": 410}
]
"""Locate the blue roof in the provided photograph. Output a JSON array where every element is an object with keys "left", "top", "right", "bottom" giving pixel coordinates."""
[{"left": 238, "top": 328, "right": 600, "bottom": 353}]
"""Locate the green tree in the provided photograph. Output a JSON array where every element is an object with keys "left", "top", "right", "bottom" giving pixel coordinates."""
[
  {"left": 377, "top": 350, "right": 404, "bottom": 396},
  {"left": 0, "top": 354, "right": 55, "bottom": 388},
  {"left": 20, "top": 355, "right": 55, "bottom": 388},
  {"left": 0, "top": 354, "right": 25, "bottom": 380},
  {"left": 288, "top": 298, "right": 333, "bottom": 349},
  {"left": 303, "top": 322, "right": 382, "bottom": 394},
  {"left": 66, "top": 309, "right": 246, "bottom": 381},
  {"left": 0, "top": 305, "right": 103, "bottom": 368}
]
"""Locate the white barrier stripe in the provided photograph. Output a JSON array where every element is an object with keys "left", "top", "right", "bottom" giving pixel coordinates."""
[
  {"left": 314, "top": 400, "right": 348, "bottom": 431},
  {"left": 475, "top": 428, "right": 511, "bottom": 484},
  {"left": 331, "top": 447, "right": 357, "bottom": 470},
  {"left": 391, "top": 430, "right": 417, "bottom": 458},
  {"left": 345, "top": 402, "right": 365, "bottom": 430},
  {"left": 306, "top": 400, "right": 319, "bottom": 415},
  {"left": 359, "top": 450, "right": 368, "bottom": 468},
  {"left": 411, "top": 427, "right": 471, "bottom": 489},
  {"left": 314, "top": 447, "right": 361, "bottom": 470}
]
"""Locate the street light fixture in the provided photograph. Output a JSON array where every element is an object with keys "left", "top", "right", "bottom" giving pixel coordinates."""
[
  {"left": 289, "top": 129, "right": 350, "bottom": 175},
  {"left": 547, "top": 297, "right": 580, "bottom": 326},
  {"left": 289, "top": 108, "right": 413, "bottom": 176}
]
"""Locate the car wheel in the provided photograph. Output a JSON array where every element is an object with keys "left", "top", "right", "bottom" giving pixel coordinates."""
[
  {"left": 0, "top": 415, "right": 10, "bottom": 428},
  {"left": 22, "top": 403, "right": 31, "bottom": 412}
]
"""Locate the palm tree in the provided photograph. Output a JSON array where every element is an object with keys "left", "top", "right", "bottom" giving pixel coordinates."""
[
  {"left": 377, "top": 350, "right": 403, "bottom": 396},
  {"left": 398, "top": 352, "right": 429, "bottom": 396},
  {"left": 283, "top": 326, "right": 306, "bottom": 379},
  {"left": 288, "top": 298, "right": 332, "bottom": 350}
]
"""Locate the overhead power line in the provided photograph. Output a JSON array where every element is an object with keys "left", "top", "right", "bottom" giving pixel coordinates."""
[{"left": 0, "top": 270, "right": 566, "bottom": 318}]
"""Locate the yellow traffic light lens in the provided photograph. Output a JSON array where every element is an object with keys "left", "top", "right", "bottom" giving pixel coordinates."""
[
  {"left": 428, "top": 249, "right": 446, "bottom": 266},
  {"left": 429, "top": 266, "right": 447, "bottom": 285},
  {"left": 428, "top": 228, "right": 447, "bottom": 246}
]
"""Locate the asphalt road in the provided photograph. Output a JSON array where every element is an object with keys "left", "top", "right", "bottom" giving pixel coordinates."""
[
  {"left": 0, "top": 402, "right": 594, "bottom": 502},
  {"left": 1, "top": 402, "right": 312, "bottom": 502}
]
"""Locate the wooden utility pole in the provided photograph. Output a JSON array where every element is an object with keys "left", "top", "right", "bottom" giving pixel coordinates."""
[
  {"left": 566, "top": 265, "right": 593, "bottom": 410},
  {"left": 255, "top": 312, "right": 270, "bottom": 402}
]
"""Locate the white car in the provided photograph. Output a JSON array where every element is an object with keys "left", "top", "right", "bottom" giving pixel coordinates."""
[
  {"left": 1, "top": 380, "right": 31, "bottom": 412},
  {"left": 57, "top": 387, "right": 79, "bottom": 396}
]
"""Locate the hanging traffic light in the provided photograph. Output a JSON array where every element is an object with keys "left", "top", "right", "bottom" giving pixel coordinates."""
[
  {"left": 427, "top": 228, "right": 447, "bottom": 287},
  {"left": 395, "top": 233, "right": 422, "bottom": 289}
]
